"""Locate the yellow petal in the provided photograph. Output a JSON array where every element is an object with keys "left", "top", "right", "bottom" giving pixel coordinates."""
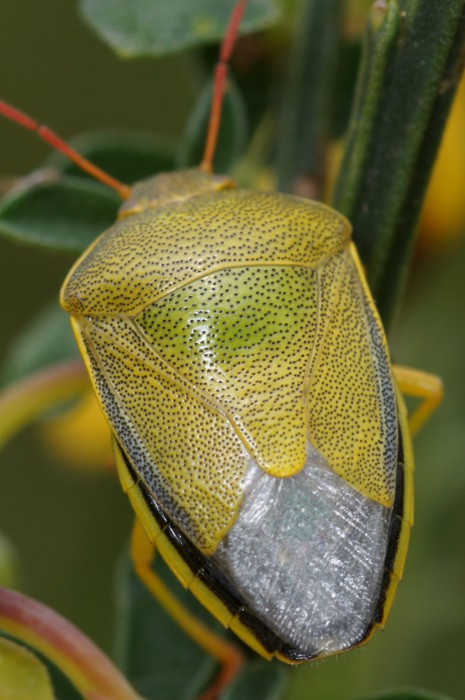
[
  {"left": 419, "top": 72, "right": 465, "bottom": 250},
  {"left": 41, "top": 389, "right": 113, "bottom": 472}
]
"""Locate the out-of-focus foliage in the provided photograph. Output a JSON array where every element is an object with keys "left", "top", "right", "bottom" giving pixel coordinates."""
[
  {"left": 0, "top": 0, "right": 464, "bottom": 698},
  {"left": 80, "top": 0, "right": 280, "bottom": 57},
  {"left": 0, "top": 637, "right": 56, "bottom": 700}
]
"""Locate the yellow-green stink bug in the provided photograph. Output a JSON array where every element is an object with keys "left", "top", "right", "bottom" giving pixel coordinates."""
[
  {"left": 61, "top": 166, "right": 413, "bottom": 664},
  {"left": 0, "top": 0, "right": 443, "bottom": 697}
]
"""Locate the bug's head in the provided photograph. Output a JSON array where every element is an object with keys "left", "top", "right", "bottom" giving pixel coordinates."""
[{"left": 117, "top": 170, "right": 236, "bottom": 219}]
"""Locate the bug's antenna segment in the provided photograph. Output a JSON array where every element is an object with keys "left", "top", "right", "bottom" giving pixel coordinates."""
[
  {"left": 0, "top": 100, "right": 132, "bottom": 200},
  {"left": 199, "top": 0, "right": 249, "bottom": 173}
]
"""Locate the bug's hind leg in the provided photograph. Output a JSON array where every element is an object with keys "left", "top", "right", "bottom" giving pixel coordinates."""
[
  {"left": 393, "top": 365, "right": 444, "bottom": 436},
  {"left": 131, "top": 518, "right": 245, "bottom": 700}
]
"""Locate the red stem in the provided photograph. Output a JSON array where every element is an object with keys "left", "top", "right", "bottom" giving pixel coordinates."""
[{"left": 200, "top": 0, "right": 250, "bottom": 172}]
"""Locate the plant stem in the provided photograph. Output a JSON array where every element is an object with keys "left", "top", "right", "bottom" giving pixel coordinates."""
[
  {"left": 276, "top": 0, "right": 344, "bottom": 198},
  {"left": 0, "top": 588, "right": 143, "bottom": 700},
  {"left": 334, "top": 0, "right": 465, "bottom": 329}
]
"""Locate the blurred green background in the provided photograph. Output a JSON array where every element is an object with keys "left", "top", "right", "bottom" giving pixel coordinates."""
[
  {"left": 0, "top": 1, "right": 464, "bottom": 699},
  {"left": 0, "top": 0, "right": 193, "bottom": 657}
]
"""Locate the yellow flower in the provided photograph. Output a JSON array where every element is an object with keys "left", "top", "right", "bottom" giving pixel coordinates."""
[
  {"left": 419, "top": 72, "right": 465, "bottom": 251},
  {"left": 40, "top": 388, "right": 113, "bottom": 471}
]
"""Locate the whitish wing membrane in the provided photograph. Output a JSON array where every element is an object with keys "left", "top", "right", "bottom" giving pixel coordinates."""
[{"left": 214, "top": 448, "right": 390, "bottom": 656}]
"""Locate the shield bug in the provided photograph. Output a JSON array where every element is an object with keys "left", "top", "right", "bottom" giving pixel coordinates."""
[{"left": 0, "top": 0, "right": 443, "bottom": 698}]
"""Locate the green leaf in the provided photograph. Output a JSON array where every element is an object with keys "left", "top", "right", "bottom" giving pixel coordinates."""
[
  {"left": 45, "top": 129, "right": 176, "bottom": 184},
  {"left": 0, "top": 130, "right": 178, "bottom": 254},
  {"left": 223, "top": 659, "right": 289, "bottom": 700},
  {"left": 0, "top": 302, "right": 78, "bottom": 387},
  {"left": 0, "top": 636, "right": 57, "bottom": 700},
  {"left": 115, "top": 551, "right": 291, "bottom": 700},
  {"left": 0, "top": 173, "right": 119, "bottom": 253},
  {"left": 361, "top": 690, "right": 455, "bottom": 700},
  {"left": 177, "top": 77, "right": 248, "bottom": 173},
  {"left": 79, "top": 0, "right": 280, "bottom": 58},
  {"left": 0, "top": 634, "right": 87, "bottom": 700}
]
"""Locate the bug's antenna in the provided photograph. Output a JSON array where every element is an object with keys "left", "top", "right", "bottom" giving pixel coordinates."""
[
  {"left": 0, "top": 100, "right": 132, "bottom": 200},
  {"left": 199, "top": 0, "right": 249, "bottom": 173}
]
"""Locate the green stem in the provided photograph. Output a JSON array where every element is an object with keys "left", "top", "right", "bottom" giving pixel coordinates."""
[
  {"left": 276, "top": 0, "right": 344, "bottom": 197},
  {"left": 332, "top": 2, "right": 401, "bottom": 217},
  {"left": 334, "top": 0, "right": 465, "bottom": 329}
]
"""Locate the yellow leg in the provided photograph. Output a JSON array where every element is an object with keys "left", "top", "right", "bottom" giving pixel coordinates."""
[
  {"left": 393, "top": 365, "right": 444, "bottom": 437},
  {"left": 130, "top": 518, "right": 245, "bottom": 700}
]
